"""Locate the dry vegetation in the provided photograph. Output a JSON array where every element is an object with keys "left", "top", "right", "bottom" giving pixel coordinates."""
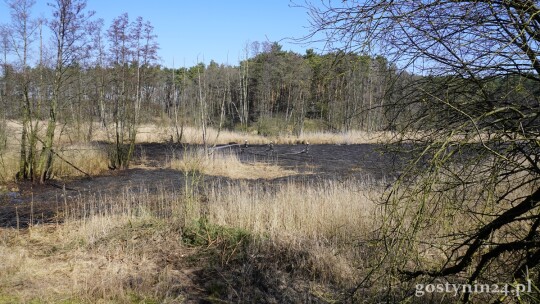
[
  {"left": 0, "top": 177, "right": 381, "bottom": 303},
  {"left": 2, "top": 125, "right": 537, "bottom": 302},
  {"left": 87, "top": 119, "right": 389, "bottom": 145},
  {"left": 0, "top": 119, "right": 388, "bottom": 182},
  {"left": 137, "top": 124, "right": 390, "bottom": 145},
  {"left": 0, "top": 145, "right": 110, "bottom": 183},
  {"left": 3, "top": 121, "right": 537, "bottom": 302},
  {"left": 0, "top": 120, "right": 395, "bottom": 302},
  {"left": 2, "top": 171, "right": 536, "bottom": 302},
  {"left": 0, "top": 122, "right": 110, "bottom": 182},
  {"left": 207, "top": 179, "right": 376, "bottom": 241},
  {"left": 50, "top": 144, "right": 110, "bottom": 178},
  {"left": 170, "top": 149, "right": 300, "bottom": 180},
  {"left": 0, "top": 150, "right": 17, "bottom": 183}
]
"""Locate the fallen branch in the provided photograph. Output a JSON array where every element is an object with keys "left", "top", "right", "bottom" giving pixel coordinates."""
[{"left": 50, "top": 148, "right": 93, "bottom": 179}]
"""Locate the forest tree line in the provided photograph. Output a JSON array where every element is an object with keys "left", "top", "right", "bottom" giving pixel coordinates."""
[{"left": 1, "top": 39, "right": 399, "bottom": 137}]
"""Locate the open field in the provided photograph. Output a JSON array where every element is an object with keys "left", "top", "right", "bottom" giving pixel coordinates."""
[
  {"left": 0, "top": 141, "right": 403, "bottom": 228},
  {"left": 3, "top": 120, "right": 391, "bottom": 146}
]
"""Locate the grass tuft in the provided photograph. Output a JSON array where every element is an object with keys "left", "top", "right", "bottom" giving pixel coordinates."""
[{"left": 170, "top": 149, "right": 299, "bottom": 180}]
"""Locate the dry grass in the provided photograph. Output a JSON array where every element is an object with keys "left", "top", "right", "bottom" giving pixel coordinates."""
[
  {"left": 208, "top": 179, "right": 376, "bottom": 242},
  {"left": 0, "top": 121, "right": 109, "bottom": 181},
  {"left": 277, "top": 130, "right": 390, "bottom": 145},
  {"left": 103, "top": 123, "right": 390, "bottom": 145},
  {"left": 0, "top": 151, "right": 18, "bottom": 183},
  {"left": 51, "top": 143, "right": 109, "bottom": 178},
  {"left": 205, "top": 178, "right": 379, "bottom": 285},
  {"left": 0, "top": 178, "right": 381, "bottom": 302},
  {"left": 180, "top": 126, "right": 390, "bottom": 145},
  {"left": 3, "top": 119, "right": 388, "bottom": 145},
  {"left": 0, "top": 185, "right": 189, "bottom": 303},
  {"left": 5, "top": 119, "right": 503, "bottom": 148},
  {"left": 0, "top": 118, "right": 386, "bottom": 301},
  {"left": 0, "top": 143, "right": 109, "bottom": 182},
  {"left": 0, "top": 219, "right": 186, "bottom": 303},
  {"left": 170, "top": 149, "right": 300, "bottom": 180},
  {"left": 1, "top": 119, "right": 386, "bottom": 181},
  {"left": 4, "top": 120, "right": 86, "bottom": 146}
]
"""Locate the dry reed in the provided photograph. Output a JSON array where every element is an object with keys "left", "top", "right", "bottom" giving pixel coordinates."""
[
  {"left": 112, "top": 123, "right": 389, "bottom": 145},
  {"left": 51, "top": 143, "right": 109, "bottom": 178},
  {"left": 0, "top": 177, "right": 381, "bottom": 302},
  {"left": 208, "top": 179, "right": 376, "bottom": 243},
  {"left": 170, "top": 149, "right": 300, "bottom": 180}
]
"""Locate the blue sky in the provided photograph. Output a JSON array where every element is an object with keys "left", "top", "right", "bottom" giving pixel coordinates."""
[{"left": 1, "top": 0, "right": 323, "bottom": 67}]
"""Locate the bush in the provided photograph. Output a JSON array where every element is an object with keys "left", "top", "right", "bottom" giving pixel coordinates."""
[{"left": 183, "top": 217, "right": 251, "bottom": 249}]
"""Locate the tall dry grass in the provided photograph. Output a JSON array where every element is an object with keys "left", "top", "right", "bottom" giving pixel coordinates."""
[
  {"left": 1, "top": 118, "right": 387, "bottom": 180},
  {"left": 0, "top": 142, "right": 109, "bottom": 182},
  {"left": 0, "top": 118, "right": 388, "bottom": 301},
  {"left": 0, "top": 151, "right": 18, "bottom": 183},
  {"left": 51, "top": 143, "right": 109, "bottom": 178},
  {"left": 164, "top": 125, "right": 388, "bottom": 145},
  {"left": 0, "top": 121, "right": 110, "bottom": 181},
  {"left": 0, "top": 177, "right": 381, "bottom": 302},
  {"left": 208, "top": 179, "right": 376, "bottom": 242},
  {"left": 205, "top": 178, "right": 380, "bottom": 286},
  {"left": 170, "top": 149, "right": 300, "bottom": 180},
  {"left": 112, "top": 123, "right": 389, "bottom": 145}
]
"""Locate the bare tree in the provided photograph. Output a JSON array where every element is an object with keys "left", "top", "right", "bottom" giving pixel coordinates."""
[
  {"left": 0, "top": 26, "right": 10, "bottom": 174},
  {"left": 125, "top": 16, "right": 159, "bottom": 163},
  {"left": 107, "top": 13, "right": 131, "bottom": 169},
  {"left": 37, "top": 0, "right": 94, "bottom": 183},
  {"left": 303, "top": 0, "right": 540, "bottom": 302},
  {"left": 4, "top": 0, "right": 41, "bottom": 180},
  {"left": 239, "top": 43, "right": 250, "bottom": 130},
  {"left": 196, "top": 59, "right": 208, "bottom": 152},
  {"left": 106, "top": 13, "right": 158, "bottom": 169},
  {"left": 88, "top": 18, "right": 107, "bottom": 129}
]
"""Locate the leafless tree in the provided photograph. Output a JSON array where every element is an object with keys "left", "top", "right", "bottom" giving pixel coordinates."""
[
  {"left": 3, "top": 0, "right": 41, "bottom": 180},
  {"left": 105, "top": 13, "right": 158, "bottom": 169},
  {"left": 303, "top": 0, "right": 540, "bottom": 302},
  {"left": 37, "top": 0, "right": 94, "bottom": 183}
]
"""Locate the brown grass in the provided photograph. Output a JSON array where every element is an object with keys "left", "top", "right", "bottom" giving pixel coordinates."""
[
  {"left": 5, "top": 119, "right": 501, "bottom": 148},
  {"left": 0, "top": 121, "right": 109, "bottom": 181},
  {"left": 170, "top": 149, "right": 300, "bottom": 180},
  {"left": 98, "top": 123, "right": 390, "bottom": 145},
  {"left": 207, "top": 179, "right": 376, "bottom": 242},
  {"left": 1, "top": 119, "right": 387, "bottom": 181},
  {"left": 4, "top": 120, "right": 87, "bottom": 146},
  {"left": 0, "top": 151, "right": 18, "bottom": 183},
  {"left": 0, "top": 178, "right": 381, "bottom": 302},
  {"left": 51, "top": 143, "right": 109, "bottom": 178},
  {"left": 0, "top": 219, "right": 186, "bottom": 303},
  {"left": 0, "top": 143, "right": 109, "bottom": 182},
  {"left": 0, "top": 119, "right": 387, "bottom": 301}
]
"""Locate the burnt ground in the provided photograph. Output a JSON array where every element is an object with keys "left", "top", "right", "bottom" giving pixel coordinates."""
[{"left": 0, "top": 143, "right": 411, "bottom": 228}]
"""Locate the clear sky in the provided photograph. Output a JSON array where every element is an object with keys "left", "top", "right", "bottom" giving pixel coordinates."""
[{"left": 0, "top": 0, "right": 322, "bottom": 68}]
